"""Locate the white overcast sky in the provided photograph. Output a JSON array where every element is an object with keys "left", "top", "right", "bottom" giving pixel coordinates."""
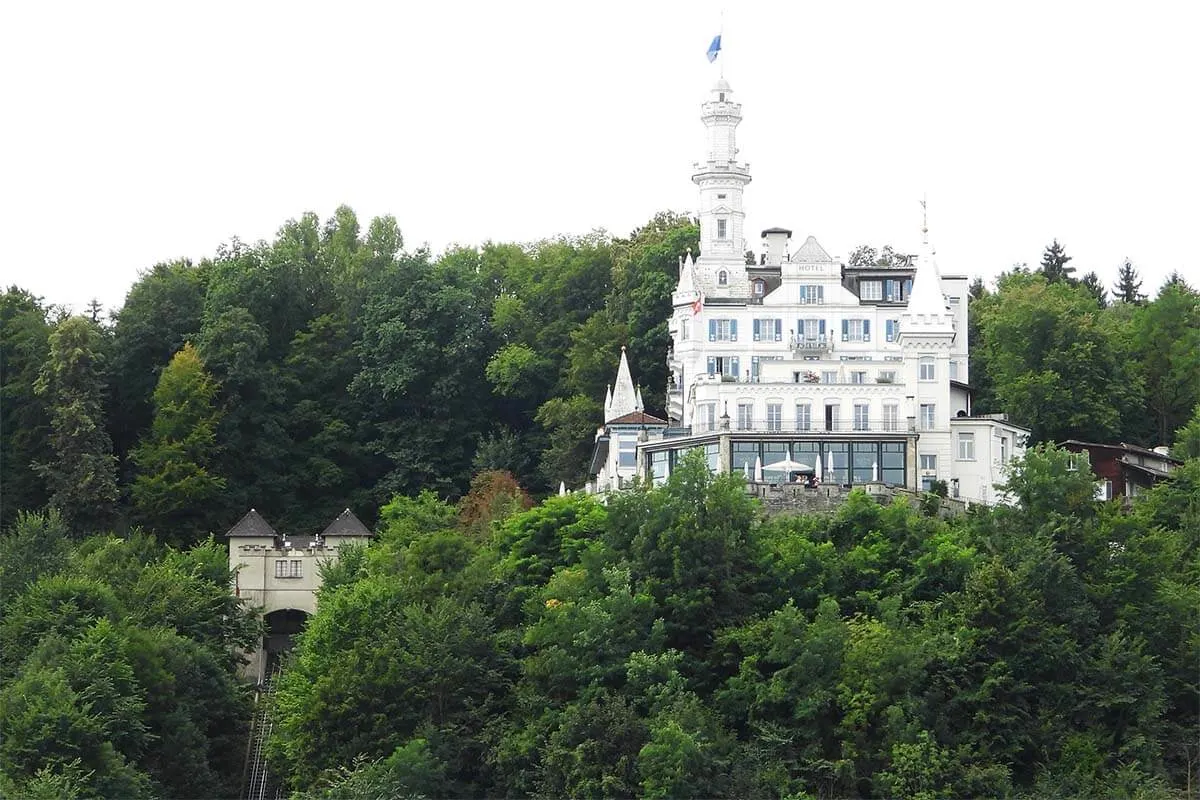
[{"left": 2, "top": 1, "right": 1197, "bottom": 314}]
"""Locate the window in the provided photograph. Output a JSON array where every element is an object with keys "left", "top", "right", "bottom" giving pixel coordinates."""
[
  {"left": 885, "top": 319, "right": 899, "bottom": 342},
  {"left": 883, "top": 279, "right": 902, "bottom": 302},
  {"left": 1000, "top": 436, "right": 1009, "bottom": 462},
  {"left": 766, "top": 403, "right": 782, "bottom": 431},
  {"left": 799, "top": 285, "right": 824, "bottom": 304},
  {"left": 718, "top": 270, "right": 728, "bottom": 285},
  {"left": 716, "top": 193, "right": 727, "bottom": 199},
  {"left": 795, "top": 403, "right": 812, "bottom": 431},
  {"left": 705, "top": 355, "right": 740, "bottom": 379},
  {"left": 1095, "top": 480, "right": 1113, "bottom": 501},
  {"left": 680, "top": 317, "right": 690, "bottom": 341},
  {"left": 618, "top": 437, "right": 637, "bottom": 467},
  {"left": 950, "top": 360, "right": 960, "bottom": 380},
  {"left": 919, "top": 357, "right": 936, "bottom": 381},
  {"left": 878, "top": 370, "right": 896, "bottom": 383},
  {"left": 851, "top": 370, "right": 867, "bottom": 385},
  {"left": 919, "top": 403, "right": 936, "bottom": 431},
  {"left": 753, "top": 280, "right": 765, "bottom": 296},
  {"left": 699, "top": 403, "right": 716, "bottom": 432},
  {"left": 736, "top": 402, "right": 754, "bottom": 431},
  {"left": 860, "top": 280, "right": 882, "bottom": 300},
  {"left": 841, "top": 319, "right": 871, "bottom": 342},
  {"left": 275, "top": 559, "right": 302, "bottom": 579},
  {"left": 753, "top": 318, "right": 782, "bottom": 341},
  {"left": 821, "top": 370, "right": 837, "bottom": 384},
  {"left": 824, "top": 402, "right": 840, "bottom": 431},
  {"left": 717, "top": 219, "right": 728, "bottom": 239},
  {"left": 882, "top": 403, "right": 899, "bottom": 431},
  {"left": 796, "top": 318, "right": 826, "bottom": 342},
  {"left": 920, "top": 454, "right": 937, "bottom": 472},
  {"left": 957, "top": 432, "right": 976, "bottom": 460},
  {"left": 853, "top": 403, "right": 870, "bottom": 431},
  {"left": 708, "top": 319, "right": 737, "bottom": 341}
]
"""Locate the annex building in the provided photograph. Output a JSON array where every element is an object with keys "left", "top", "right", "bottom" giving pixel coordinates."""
[{"left": 588, "top": 77, "right": 1027, "bottom": 506}]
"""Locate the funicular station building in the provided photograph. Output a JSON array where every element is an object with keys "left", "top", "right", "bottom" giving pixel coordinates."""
[{"left": 588, "top": 78, "right": 1027, "bottom": 505}]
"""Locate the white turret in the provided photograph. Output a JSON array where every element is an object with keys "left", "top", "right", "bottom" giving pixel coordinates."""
[
  {"left": 605, "top": 347, "right": 639, "bottom": 422},
  {"left": 692, "top": 79, "right": 752, "bottom": 291}
]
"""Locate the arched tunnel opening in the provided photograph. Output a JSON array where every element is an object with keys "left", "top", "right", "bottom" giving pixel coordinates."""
[{"left": 263, "top": 608, "right": 309, "bottom": 674}]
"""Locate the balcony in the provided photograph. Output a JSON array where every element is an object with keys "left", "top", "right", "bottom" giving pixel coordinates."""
[
  {"left": 692, "top": 419, "right": 909, "bottom": 435},
  {"left": 789, "top": 335, "right": 832, "bottom": 357}
]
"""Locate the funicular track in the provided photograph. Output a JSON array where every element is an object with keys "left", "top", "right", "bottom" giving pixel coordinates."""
[{"left": 243, "top": 662, "right": 284, "bottom": 800}]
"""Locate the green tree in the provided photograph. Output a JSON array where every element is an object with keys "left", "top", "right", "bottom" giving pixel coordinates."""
[
  {"left": 129, "top": 343, "right": 226, "bottom": 545},
  {"left": 1080, "top": 271, "right": 1108, "bottom": 307},
  {"left": 0, "top": 287, "right": 54, "bottom": 527},
  {"left": 1130, "top": 282, "right": 1200, "bottom": 445},
  {"left": 107, "top": 260, "right": 208, "bottom": 466},
  {"left": 1113, "top": 258, "right": 1144, "bottom": 304},
  {"left": 976, "top": 273, "right": 1138, "bottom": 442},
  {"left": 33, "top": 316, "right": 119, "bottom": 531},
  {"left": 1172, "top": 404, "right": 1200, "bottom": 461},
  {"left": 1039, "top": 238, "right": 1076, "bottom": 283}
]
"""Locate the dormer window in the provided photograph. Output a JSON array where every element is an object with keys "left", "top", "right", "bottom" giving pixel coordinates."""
[
  {"left": 719, "top": 92, "right": 725, "bottom": 101},
  {"left": 753, "top": 280, "right": 765, "bottom": 296},
  {"left": 718, "top": 270, "right": 728, "bottom": 286},
  {"left": 717, "top": 193, "right": 727, "bottom": 199},
  {"left": 717, "top": 219, "right": 728, "bottom": 239}
]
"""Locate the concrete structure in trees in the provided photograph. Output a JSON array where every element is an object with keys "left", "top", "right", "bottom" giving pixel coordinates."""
[{"left": 228, "top": 508, "right": 372, "bottom": 682}]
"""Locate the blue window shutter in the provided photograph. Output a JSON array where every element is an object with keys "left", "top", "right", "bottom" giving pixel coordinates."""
[
  {"left": 818, "top": 285, "right": 825, "bottom": 302},
  {"left": 730, "top": 320, "right": 738, "bottom": 341},
  {"left": 819, "top": 319, "right": 826, "bottom": 336},
  {"left": 797, "top": 319, "right": 803, "bottom": 337},
  {"left": 709, "top": 320, "right": 716, "bottom": 341},
  {"left": 775, "top": 319, "right": 782, "bottom": 341},
  {"left": 707, "top": 356, "right": 716, "bottom": 376},
  {"left": 731, "top": 356, "right": 740, "bottom": 377},
  {"left": 753, "top": 319, "right": 761, "bottom": 341},
  {"left": 751, "top": 355, "right": 760, "bottom": 378},
  {"left": 841, "top": 319, "right": 849, "bottom": 342},
  {"left": 863, "top": 319, "right": 871, "bottom": 341}
]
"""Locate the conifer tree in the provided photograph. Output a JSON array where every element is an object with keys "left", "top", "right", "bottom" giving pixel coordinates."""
[
  {"left": 130, "top": 343, "right": 226, "bottom": 545},
  {"left": 1113, "top": 258, "right": 1144, "bottom": 304},
  {"left": 1080, "top": 271, "right": 1108, "bottom": 307},
  {"left": 33, "top": 316, "right": 119, "bottom": 531},
  {"left": 1038, "top": 239, "right": 1076, "bottom": 283}
]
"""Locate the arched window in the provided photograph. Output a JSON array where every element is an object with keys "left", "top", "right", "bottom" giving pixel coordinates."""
[
  {"left": 753, "top": 279, "right": 765, "bottom": 296},
  {"left": 718, "top": 270, "right": 728, "bottom": 286}
]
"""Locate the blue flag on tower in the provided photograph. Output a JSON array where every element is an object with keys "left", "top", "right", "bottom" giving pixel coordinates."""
[{"left": 706, "top": 35, "right": 722, "bottom": 62}]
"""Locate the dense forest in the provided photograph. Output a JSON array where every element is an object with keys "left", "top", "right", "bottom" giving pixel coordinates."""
[
  {"left": 1, "top": 207, "right": 1199, "bottom": 797},
  {"left": 1, "top": 452, "right": 1197, "bottom": 797}
]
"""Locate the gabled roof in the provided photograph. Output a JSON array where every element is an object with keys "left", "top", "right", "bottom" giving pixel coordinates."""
[
  {"left": 608, "top": 411, "right": 669, "bottom": 426},
  {"left": 1060, "top": 439, "right": 1182, "bottom": 464},
  {"left": 792, "top": 235, "right": 832, "bottom": 263},
  {"left": 322, "top": 508, "right": 371, "bottom": 537},
  {"left": 227, "top": 508, "right": 277, "bottom": 538}
]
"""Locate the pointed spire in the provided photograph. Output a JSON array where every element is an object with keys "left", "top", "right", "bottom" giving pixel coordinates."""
[
  {"left": 606, "top": 347, "right": 639, "bottom": 422},
  {"left": 900, "top": 211, "right": 956, "bottom": 337},
  {"left": 635, "top": 387, "right": 644, "bottom": 412}
]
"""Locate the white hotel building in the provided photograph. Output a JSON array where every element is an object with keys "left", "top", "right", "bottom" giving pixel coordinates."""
[{"left": 588, "top": 78, "right": 1027, "bottom": 505}]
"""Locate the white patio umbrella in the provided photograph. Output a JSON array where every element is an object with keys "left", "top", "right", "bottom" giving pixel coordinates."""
[
  {"left": 754, "top": 456, "right": 764, "bottom": 483},
  {"left": 763, "top": 458, "right": 810, "bottom": 473},
  {"left": 559, "top": 481, "right": 567, "bottom": 496},
  {"left": 743, "top": 462, "right": 751, "bottom": 479},
  {"left": 814, "top": 455, "right": 822, "bottom": 481},
  {"left": 872, "top": 460, "right": 879, "bottom": 482},
  {"left": 827, "top": 449, "right": 835, "bottom": 476}
]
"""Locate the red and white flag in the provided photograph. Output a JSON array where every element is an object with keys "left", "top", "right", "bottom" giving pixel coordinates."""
[{"left": 691, "top": 293, "right": 703, "bottom": 315}]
